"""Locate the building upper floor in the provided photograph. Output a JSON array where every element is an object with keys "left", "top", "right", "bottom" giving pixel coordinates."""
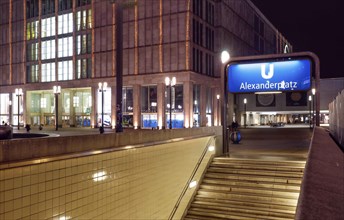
[{"left": 0, "top": 0, "right": 292, "bottom": 86}]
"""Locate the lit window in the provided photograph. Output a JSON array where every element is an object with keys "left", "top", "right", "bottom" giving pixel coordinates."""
[
  {"left": 41, "top": 62, "right": 56, "bottom": 82},
  {"left": 76, "top": 9, "right": 92, "bottom": 31},
  {"left": 26, "top": 21, "right": 39, "bottom": 40},
  {"left": 41, "top": 17, "right": 56, "bottom": 38},
  {"left": 58, "top": 60, "right": 73, "bottom": 81},
  {"left": 58, "top": 37, "right": 73, "bottom": 58},
  {"left": 58, "top": 13, "right": 73, "bottom": 35},
  {"left": 41, "top": 98, "right": 47, "bottom": 108},
  {"left": 42, "top": 39, "right": 56, "bottom": 60}
]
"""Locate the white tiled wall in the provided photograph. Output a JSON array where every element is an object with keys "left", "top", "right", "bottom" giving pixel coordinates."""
[{"left": 0, "top": 136, "right": 215, "bottom": 220}]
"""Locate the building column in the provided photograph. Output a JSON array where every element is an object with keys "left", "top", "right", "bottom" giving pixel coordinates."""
[
  {"left": 57, "top": 92, "right": 63, "bottom": 128},
  {"left": 91, "top": 86, "right": 98, "bottom": 128},
  {"left": 228, "top": 93, "right": 234, "bottom": 124},
  {"left": 214, "top": 88, "right": 220, "bottom": 126},
  {"left": 111, "top": 85, "right": 116, "bottom": 129},
  {"left": 69, "top": 90, "right": 76, "bottom": 127},
  {"left": 23, "top": 90, "right": 28, "bottom": 126},
  {"left": 157, "top": 83, "right": 166, "bottom": 129},
  {"left": 133, "top": 84, "right": 141, "bottom": 128},
  {"left": 200, "top": 85, "right": 207, "bottom": 127},
  {"left": 183, "top": 81, "right": 193, "bottom": 128}
]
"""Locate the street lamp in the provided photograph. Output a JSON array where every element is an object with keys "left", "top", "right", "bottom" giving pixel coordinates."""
[
  {"left": 216, "top": 94, "right": 220, "bottom": 126},
  {"left": 98, "top": 82, "right": 107, "bottom": 133},
  {"left": 165, "top": 76, "right": 176, "bottom": 129},
  {"left": 221, "top": 50, "right": 230, "bottom": 64},
  {"left": 53, "top": 86, "right": 61, "bottom": 131},
  {"left": 243, "top": 98, "right": 247, "bottom": 129},
  {"left": 308, "top": 95, "right": 312, "bottom": 129},
  {"left": 312, "top": 88, "right": 316, "bottom": 127},
  {"left": 15, "top": 88, "right": 23, "bottom": 130}
]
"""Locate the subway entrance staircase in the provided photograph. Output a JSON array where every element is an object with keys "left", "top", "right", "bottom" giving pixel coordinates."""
[{"left": 184, "top": 157, "right": 306, "bottom": 220}]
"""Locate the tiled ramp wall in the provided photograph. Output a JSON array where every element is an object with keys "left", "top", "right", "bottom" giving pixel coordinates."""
[{"left": 1, "top": 136, "right": 214, "bottom": 220}]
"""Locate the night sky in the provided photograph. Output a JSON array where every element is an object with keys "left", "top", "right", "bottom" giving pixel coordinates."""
[{"left": 251, "top": 0, "right": 344, "bottom": 78}]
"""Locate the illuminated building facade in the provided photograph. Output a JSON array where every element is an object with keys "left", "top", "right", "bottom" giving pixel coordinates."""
[{"left": 0, "top": 0, "right": 291, "bottom": 129}]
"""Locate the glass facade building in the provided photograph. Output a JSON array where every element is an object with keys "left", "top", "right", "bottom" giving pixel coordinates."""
[{"left": 0, "top": 0, "right": 292, "bottom": 129}]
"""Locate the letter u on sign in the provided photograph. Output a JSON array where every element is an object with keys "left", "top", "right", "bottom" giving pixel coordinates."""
[{"left": 261, "top": 64, "right": 274, "bottom": 79}]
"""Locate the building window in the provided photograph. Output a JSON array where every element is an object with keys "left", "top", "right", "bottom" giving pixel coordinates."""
[
  {"left": 58, "top": 60, "right": 73, "bottom": 81},
  {"left": 76, "top": 10, "right": 92, "bottom": 31},
  {"left": 141, "top": 86, "right": 157, "bottom": 113},
  {"left": 42, "top": 39, "right": 56, "bottom": 60},
  {"left": 27, "top": 0, "right": 39, "bottom": 19},
  {"left": 41, "top": 62, "right": 56, "bottom": 82},
  {"left": 193, "top": 84, "right": 201, "bottom": 127},
  {"left": 41, "top": 17, "right": 56, "bottom": 38},
  {"left": 58, "top": 0, "right": 72, "bottom": 12},
  {"left": 58, "top": 37, "right": 73, "bottom": 58},
  {"left": 77, "top": 0, "right": 91, "bottom": 7},
  {"left": 26, "top": 21, "right": 39, "bottom": 40},
  {"left": 26, "top": 65, "right": 39, "bottom": 83},
  {"left": 27, "top": 43, "right": 38, "bottom": 61},
  {"left": 192, "top": 19, "right": 203, "bottom": 46},
  {"left": 193, "top": 48, "right": 203, "bottom": 74},
  {"left": 254, "top": 15, "right": 265, "bottom": 53},
  {"left": 42, "top": 0, "right": 55, "bottom": 16},
  {"left": 122, "top": 87, "right": 133, "bottom": 128},
  {"left": 76, "top": 34, "right": 92, "bottom": 55},
  {"left": 205, "top": 1, "right": 214, "bottom": 25},
  {"left": 76, "top": 58, "right": 91, "bottom": 79},
  {"left": 193, "top": 0, "right": 203, "bottom": 18},
  {"left": 58, "top": 13, "right": 73, "bottom": 35},
  {"left": 205, "top": 53, "right": 214, "bottom": 76}
]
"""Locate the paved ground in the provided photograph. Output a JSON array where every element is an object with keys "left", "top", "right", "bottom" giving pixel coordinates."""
[{"left": 227, "top": 125, "right": 313, "bottom": 161}]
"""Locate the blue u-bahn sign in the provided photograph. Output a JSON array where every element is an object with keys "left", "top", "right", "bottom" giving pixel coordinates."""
[{"left": 227, "top": 59, "right": 311, "bottom": 93}]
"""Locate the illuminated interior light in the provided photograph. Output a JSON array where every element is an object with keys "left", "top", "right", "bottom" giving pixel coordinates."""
[
  {"left": 189, "top": 181, "right": 197, "bottom": 188},
  {"left": 58, "top": 216, "right": 71, "bottom": 220},
  {"left": 92, "top": 171, "right": 108, "bottom": 182},
  {"left": 208, "top": 146, "right": 215, "bottom": 152}
]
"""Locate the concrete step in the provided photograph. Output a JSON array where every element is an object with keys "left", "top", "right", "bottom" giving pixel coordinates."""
[
  {"left": 203, "top": 177, "right": 301, "bottom": 191},
  {"left": 199, "top": 183, "right": 300, "bottom": 198},
  {"left": 205, "top": 171, "right": 303, "bottom": 184},
  {"left": 213, "top": 157, "right": 306, "bottom": 167},
  {"left": 196, "top": 189, "right": 299, "bottom": 205},
  {"left": 183, "top": 157, "right": 304, "bottom": 220},
  {"left": 186, "top": 207, "right": 294, "bottom": 220},
  {"left": 193, "top": 198, "right": 296, "bottom": 214},
  {"left": 210, "top": 162, "right": 305, "bottom": 172},
  {"left": 190, "top": 203, "right": 295, "bottom": 219},
  {"left": 207, "top": 167, "right": 304, "bottom": 178}
]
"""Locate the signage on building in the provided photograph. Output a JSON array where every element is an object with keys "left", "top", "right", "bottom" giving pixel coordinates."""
[{"left": 227, "top": 59, "right": 311, "bottom": 93}]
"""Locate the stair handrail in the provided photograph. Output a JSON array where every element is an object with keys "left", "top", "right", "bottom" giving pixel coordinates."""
[{"left": 168, "top": 135, "right": 216, "bottom": 220}]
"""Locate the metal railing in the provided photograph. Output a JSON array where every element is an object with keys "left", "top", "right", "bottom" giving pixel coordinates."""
[{"left": 168, "top": 135, "right": 216, "bottom": 220}]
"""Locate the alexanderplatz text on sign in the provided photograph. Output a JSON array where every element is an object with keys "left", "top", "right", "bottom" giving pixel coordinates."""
[{"left": 222, "top": 52, "right": 320, "bottom": 153}]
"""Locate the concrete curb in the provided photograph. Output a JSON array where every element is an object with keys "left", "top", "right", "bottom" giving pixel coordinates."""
[{"left": 296, "top": 127, "right": 344, "bottom": 220}]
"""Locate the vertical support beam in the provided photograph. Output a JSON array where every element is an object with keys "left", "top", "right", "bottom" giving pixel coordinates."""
[
  {"left": 183, "top": 81, "right": 193, "bottom": 128},
  {"left": 200, "top": 85, "right": 207, "bottom": 127},
  {"left": 70, "top": 90, "right": 76, "bottom": 127},
  {"left": 115, "top": 2, "right": 123, "bottom": 132},
  {"left": 157, "top": 83, "right": 166, "bottom": 129},
  {"left": 133, "top": 84, "right": 141, "bottom": 129},
  {"left": 91, "top": 86, "right": 98, "bottom": 128},
  {"left": 111, "top": 84, "right": 117, "bottom": 129},
  {"left": 9, "top": 0, "right": 13, "bottom": 84}
]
